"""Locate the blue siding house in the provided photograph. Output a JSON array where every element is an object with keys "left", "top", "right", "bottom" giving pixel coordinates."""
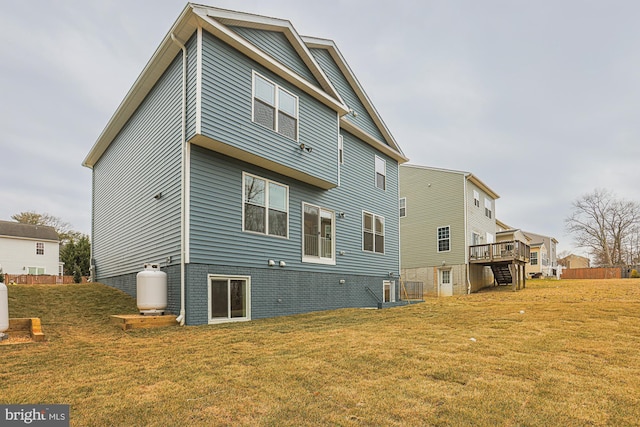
[{"left": 83, "top": 4, "right": 408, "bottom": 325}]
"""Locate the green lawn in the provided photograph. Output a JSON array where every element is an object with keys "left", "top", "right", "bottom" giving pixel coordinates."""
[{"left": 2, "top": 279, "right": 640, "bottom": 426}]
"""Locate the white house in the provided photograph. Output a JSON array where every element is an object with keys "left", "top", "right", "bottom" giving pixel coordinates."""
[{"left": 0, "top": 220, "right": 60, "bottom": 276}]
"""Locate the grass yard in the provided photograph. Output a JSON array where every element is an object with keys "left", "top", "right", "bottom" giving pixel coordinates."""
[{"left": 2, "top": 279, "right": 640, "bottom": 426}]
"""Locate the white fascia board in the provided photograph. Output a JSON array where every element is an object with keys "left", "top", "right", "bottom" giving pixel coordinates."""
[
  {"left": 201, "top": 7, "right": 344, "bottom": 103},
  {"left": 83, "top": 4, "right": 197, "bottom": 168},
  {"left": 192, "top": 7, "right": 348, "bottom": 115},
  {"left": 341, "top": 119, "right": 408, "bottom": 164},
  {"left": 304, "top": 36, "right": 406, "bottom": 159}
]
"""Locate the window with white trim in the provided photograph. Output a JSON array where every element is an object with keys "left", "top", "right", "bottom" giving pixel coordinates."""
[
  {"left": 302, "top": 203, "right": 335, "bottom": 264},
  {"left": 437, "top": 226, "right": 450, "bottom": 252},
  {"left": 243, "top": 173, "right": 288, "bottom": 238},
  {"left": 28, "top": 267, "right": 45, "bottom": 275},
  {"left": 36, "top": 242, "right": 44, "bottom": 255},
  {"left": 473, "top": 190, "right": 480, "bottom": 207},
  {"left": 399, "top": 198, "right": 407, "bottom": 218},
  {"left": 253, "top": 72, "right": 298, "bottom": 140},
  {"left": 338, "top": 135, "right": 344, "bottom": 165},
  {"left": 484, "top": 198, "right": 492, "bottom": 219},
  {"left": 363, "top": 211, "right": 384, "bottom": 254},
  {"left": 375, "top": 156, "right": 386, "bottom": 190},
  {"left": 531, "top": 252, "right": 538, "bottom": 266}
]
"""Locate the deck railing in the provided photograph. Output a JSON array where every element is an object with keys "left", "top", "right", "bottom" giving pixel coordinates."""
[{"left": 469, "top": 240, "right": 530, "bottom": 263}]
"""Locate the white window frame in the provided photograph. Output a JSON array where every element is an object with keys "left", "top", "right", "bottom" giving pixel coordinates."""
[
  {"left": 437, "top": 226, "right": 451, "bottom": 253},
  {"left": 473, "top": 190, "right": 480, "bottom": 208},
  {"left": 338, "top": 135, "right": 344, "bottom": 165},
  {"left": 375, "top": 155, "right": 386, "bottom": 190},
  {"left": 207, "top": 274, "right": 251, "bottom": 324},
  {"left": 28, "top": 267, "right": 45, "bottom": 275},
  {"left": 399, "top": 197, "right": 407, "bottom": 218},
  {"left": 302, "top": 203, "right": 336, "bottom": 265},
  {"left": 363, "top": 211, "right": 385, "bottom": 254},
  {"left": 242, "top": 172, "right": 289, "bottom": 239},
  {"left": 484, "top": 198, "right": 493, "bottom": 219},
  {"left": 531, "top": 252, "right": 538, "bottom": 266},
  {"left": 252, "top": 71, "right": 299, "bottom": 141},
  {"left": 36, "top": 242, "right": 44, "bottom": 255}
]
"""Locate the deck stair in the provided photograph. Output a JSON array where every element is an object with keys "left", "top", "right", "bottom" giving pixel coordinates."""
[{"left": 491, "top": 264, "right": 512, "bottom": 285}]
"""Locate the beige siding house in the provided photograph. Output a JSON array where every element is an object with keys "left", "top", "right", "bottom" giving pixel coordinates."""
[
  {"left": 399, "top": 165, "right": 499, "bottom": 296},
  {"left": 524, "top": 232, "right": 558, "bottom": 277}
]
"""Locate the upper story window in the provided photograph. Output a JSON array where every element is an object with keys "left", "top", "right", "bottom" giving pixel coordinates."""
[
  {"left": 375, "top": 156, "right": 386, "bottom": 190},
  {"left": 531, "top": 252, "right": 538, "bottom": 266},
  {"left": 437, "top": 226, "right": 450, "bottom": 252},
  {"left": 36, "top": 242, "right": 44, "bottom": 255},
  {"left": 253, "top": 72, "right": 298, "bottom": 140},
  {"left": 363, "top": 211, "right": 384, "bottom": 254},
  {"left": 473, "top": 190, "right": 480, "bottom": 207},
  {"left": 484, "top": 198, "right": 492, "bottom": 219},
  {"left": 338, "top": 135, "right": 344, "bottom": 165},
  {"left": 399, "top": 198, "right": 407, "bottom": 218},
  {"left": 243, "top": 173, "right": 288, "bottom": 238},
  {"left": 303, "top": 203, "right": 335, "bottom": 264}
]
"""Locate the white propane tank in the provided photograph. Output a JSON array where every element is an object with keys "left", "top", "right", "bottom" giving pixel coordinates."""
[
  {"left": 136, "top": 263, "right": 167, "bottom": 315},
  {"left": 0, "top": 281, "right": 8, "bottom": 333}
]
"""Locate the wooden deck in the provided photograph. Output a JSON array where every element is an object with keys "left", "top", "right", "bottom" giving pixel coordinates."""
[{"left": 469, "top": 240, "right": 530, "bottom": 264}]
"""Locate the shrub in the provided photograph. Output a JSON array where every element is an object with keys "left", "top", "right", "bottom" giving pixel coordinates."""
[
  {"left": 631, "top": 269, "right": 640, "bottom": 279},
  {"left": 0, "top": 267, "right": 4, "bottom": 283},
  {"left": 73, "top": 265, "right": 82, "bottom": 284}
]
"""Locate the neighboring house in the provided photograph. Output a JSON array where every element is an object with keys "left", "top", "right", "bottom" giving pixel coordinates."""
[
  {"left": 83, "top": 4, "right": 408, "bottom": 325},
  {"left": 558, "top": 254, "right": 590, "bottom": 269},
  {"left": 399, "top": 165, "right": 528, "bottom": 296},
  {"left": 0, "top": 220, "right": 60, "bottom": 276},
  {"left": 524, "top": 232, "right": 558, "bottom": 277}
]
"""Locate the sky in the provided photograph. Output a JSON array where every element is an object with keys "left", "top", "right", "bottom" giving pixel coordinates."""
[{"left": 1, "top": 0, "right": 639, "bottom": 257}]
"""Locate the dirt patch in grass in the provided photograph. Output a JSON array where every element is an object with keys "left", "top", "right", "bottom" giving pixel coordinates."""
[{"left": 1, "top": 279, "right": 640, "bottom": 426}]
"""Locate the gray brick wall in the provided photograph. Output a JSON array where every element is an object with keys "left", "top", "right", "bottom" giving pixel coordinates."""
[{"left": 101, "top": 263, "right": 389, "bottom": 325}]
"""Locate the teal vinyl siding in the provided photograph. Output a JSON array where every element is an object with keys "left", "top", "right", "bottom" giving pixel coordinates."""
[
  {"left": 186, "top": 34, "right": 198, "bottom": 141},
  {"left": 189, "top": 133, "right": 399, "bottom": 276},
  {"left": 229, "top": 26, "right": 320, "bottom": 86},
  {"left": 310, "top": 48, "right": 385, "bottom": 143},
  {"left": 199, "top": 30, "right": 339, "bottom": 186},
  {"left": 92, "top": 54, "right": 183, "bottom": 279}
]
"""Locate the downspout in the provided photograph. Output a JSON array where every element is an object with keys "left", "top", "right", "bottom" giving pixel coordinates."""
[
  {"left": 464, "top": 175, "right": 471, "bottom": 294},
  {"left": 171, "top": 33, "right": 187, "bottom": 326}
]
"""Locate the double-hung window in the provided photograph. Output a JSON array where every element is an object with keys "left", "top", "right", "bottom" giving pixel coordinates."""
[
  {"left": 36, "top": 242, "right": 44, "bottom": 255},
  {"left": 531, "top": 252, "right": 538, "bottom": 266},
  {"left": 243, "top": 173, "right": 288, "bottom": 238},
  {"left": 437, "top": 226, "right": 450, "bottom": 252},
  {"left": 399, "top": 198, "right": 407, "bottom": 218},
  {"left": 253, "top": 72, "right": 298, "bottom": 140},
  {"left": 473, "top": 190, "right": 480, "bottom": 207},
  {"left": 302, "top": 203, "right": 335, "bottom": 264},
  {"left": 484, "top": 198, "right": 493, "bottom": 219},
  {"left": 363, "top": 212, "right": 384, "bottom": 254},
  {"left": 375, "top": 156, "right": 386, "bottom": 190}
]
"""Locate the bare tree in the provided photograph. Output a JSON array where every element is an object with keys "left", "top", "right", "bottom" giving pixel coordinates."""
[
  {"left": 566, "top": 189, "right": 640, "bottom": 266},
  {"left": 11, "top": 211, "right": 79, "bottom": 243}
]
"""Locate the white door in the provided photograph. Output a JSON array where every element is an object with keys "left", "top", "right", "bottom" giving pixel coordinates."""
[
  {"left": 439, "top": 269, "right": 453, "bottom": 296},
  {"left": 383, "top": 280, "right": 396, "bottom": 302}
]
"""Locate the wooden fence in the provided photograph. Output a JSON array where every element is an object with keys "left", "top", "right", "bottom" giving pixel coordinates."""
[
  {"left": 561, "top": 267, "right": 621, "bottom": 280},
  {"left": 3, "top": 274, "right": 89, "bottom": 284}
]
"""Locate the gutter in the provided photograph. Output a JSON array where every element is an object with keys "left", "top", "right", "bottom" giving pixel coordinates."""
[
  {"left": 464, "top": 175, "right": 471, "bottom": 294},
  {"left": 171, "top": 33, "right": 187, "bottom": 326}
]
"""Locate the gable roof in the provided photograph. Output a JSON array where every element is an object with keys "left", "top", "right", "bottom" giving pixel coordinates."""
[
  {"left": 0, "top": 220, "right": 59, "bottom": 242},
  {"left": 83, "top": 3, "right": 407, "bottom": 168},
  {"left": 303, "top": 36, "right": 407, "bottom": 163},
  {"left": 401, "top": 164, "right": 500, "bottom": 200}
]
